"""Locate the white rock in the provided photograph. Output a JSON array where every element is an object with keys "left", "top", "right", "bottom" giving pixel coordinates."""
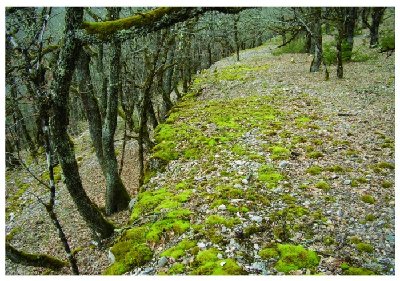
[
  {"left": 242, "top": 179, "right": 249, "bottom": 185},
  {"left": 108, "top": 249, "right": 115, "bottom": 263},
  {"left": 343, "top": 179, "right": 351, "bottom": 185},
  {"left": 234, "top": 183, "right": 243, "bottom": 189},
  {"left": 279, "top": 161, "right": 289, "bottom": 169},
  {"left": 197, "top": 242, "right": 206, "bottom": 249},
  {"left": 250, "top": 215, "right": 263, "bottom": 223},
  {"left": 218, "top": 204, "right": 227, "bottom": 211},
  {"left": 217, "top": 253, "right": 223, "bottom": 259},
  {"left": 129, "top": 198, "right": 137, "bottom": 210},
  {"left": 220, "top": 261, "right": 226, "bottom": 267},
  {"left": 254, "top": 243, "right": 259, "bottom": 250},
  {"left": 157, "top": 256, "right": 168, "bottom": 267}
]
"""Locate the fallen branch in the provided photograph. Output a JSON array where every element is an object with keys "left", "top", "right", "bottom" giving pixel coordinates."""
[{"left": 6, "top": 243, "right": 68, "bottom": 270}]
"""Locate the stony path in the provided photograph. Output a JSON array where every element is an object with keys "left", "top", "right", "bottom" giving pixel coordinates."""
[{"left": 116, "top": 38, "right": 394, "bottom": 275}]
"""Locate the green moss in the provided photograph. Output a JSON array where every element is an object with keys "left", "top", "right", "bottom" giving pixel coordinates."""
[
  {"left": 152, "top": 141, "right": 179, "bottom": 162},
  {"left": 381, "top": 180, "right": 392, "bottom": 188},
  {"left": 270, "top": 146, "right": 290, "bottom": 160},
  {"left": 166, "top": 208, "right": 192, "bottom": 219},
  {"left": 146, "top": 219, "right": 190, "bottom": 243},
  {"left": 306, "top": 165, "right": 323, "bottom": 175},
  {"left": 344, "top": 267, "right": 375, "bottom": 275},
  {"left": 307, "top": 151, "right": 324, "bottom": 159},
  {"left": 340, "top": 262, "right": 350, "bottom": 270},
  {"left": 130, "top": 188, "right": 173, "bottom": 221},
  {"left": 243, "top": 224, "right": 261, "bottom": 238},
  {"left": 257, "top": 164, "right": 283, "bottom": 188},
  {"left": 274, "top": 244, "right": 320, "bottom": 273},
  {"left": 205, "top": 215, "right": 240, "bottom": 228},
  {"left": 356, "top": 242, "right": 374, "bottom": 253},
  {"left": 326, "top": 165, "right": 345, "bottom": 173},
  {"left": 192, "top": 249, "right": 243, "bottom": 275},
  {"left": 123, "top": 226, "right": 148, "bottom": 243},
  {"left": 195, "top": 248, "right": 220, "bottom": 263},
  {"left": 168, "top": 263, "right": 185, "bottom": 274},
  {"left": 107, "top": 242, "right": 153, "bottom": 275},
  {"left": 365, "top": 214, "right": 376, "bottom": 222},
  {"left": 376, "top": 162, "right": 395, "bottom": 170},
  {"left": 216, "top": 185, "right": 243, "bottom": 199},
  {"left": 161, "top": 239, "right": 197, "bottom": 260},
  {"left": 323, "top": 236, "right": 335, "bottom": 246},
  {"left": 259, "top": 247, "right": 279, "bottom": 259},
  {"left": 315, "top": 180, "right": 330, "bottom": 191},
  {"left": 103, "top": 261, "right": 128, "bottom": 275},
  {"left": 82, "top": 7, "right": 179, "bottom": 37},
  {"left": 361, "top": 194, "right": 376, "bottom": 204},
  {"left": 348, "top": 236, "right": 362, "bottom": 244}
]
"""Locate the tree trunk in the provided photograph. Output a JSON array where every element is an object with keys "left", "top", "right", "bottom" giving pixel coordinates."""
[
  {"left": 370, "top": 8, "right": 386, "bottom": 48},
  {"left": 76, "top": 50, "right": 105, "bottom": 171},
  {"left": 336, "top": 26, "right": 344, "bottom": 79},
  {"left": 310, "top": 8, "right": 322, "bottom": 72},
  {"left": 343, "top": 7, "right": 357, "bottom": 60},
  {"left": 103, "top": 8, "right": 130, "bottom": 215},
  {"left": 49, "top": 7, "right": 114, "bottom": 238},
  {"left": 234, "top": 15, "right": 240, "bottom": 61}
]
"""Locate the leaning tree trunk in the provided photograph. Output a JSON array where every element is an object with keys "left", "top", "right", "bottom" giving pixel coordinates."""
[
  {"left": 103, "top": 8, "right": 130, "bottom": 215},
  {"left": 49, "top": 7, "right": 114, "bottom": 238}
]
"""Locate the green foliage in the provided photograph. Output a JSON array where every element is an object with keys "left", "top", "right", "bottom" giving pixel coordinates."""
[
  {"left": 272, "top": 37, "right": 307, "bottom": 55},
  {"left": 365, "top": 214, "right": 376, "bottom": 222},
  {"left": 306, "top": 165, "right": 323, "bottom": 175},
  {"left": 103, "top": 262, "right": 129, "bottom": 275},
  {"left": 323, "top": 41, "right": 337, "bottom": 65},
  {"left": 274, "top": 244, "right": 320, "bottom": 273},
  {"left": 211, "top": 63, "right": 269, "bottom": 82},
  {"left": 146, "top": 219, "right": 190, "bottom": 243},
  {"left": 361, "top": 194, "right": 376, "bottom": 204},
  {"left": 380, "top": 30, "right": 395, "bottom": 51}
]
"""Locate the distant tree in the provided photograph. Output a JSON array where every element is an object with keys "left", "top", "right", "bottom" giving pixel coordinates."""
[{"left": 362, "top": 7, "right": 386, "bottom": 48}]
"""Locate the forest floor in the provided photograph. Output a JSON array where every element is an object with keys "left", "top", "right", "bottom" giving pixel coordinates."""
[{"left": 5, "top": 34, "right": 395, "bottom": 275}]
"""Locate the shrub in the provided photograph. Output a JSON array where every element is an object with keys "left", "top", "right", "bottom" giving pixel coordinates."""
[
  {"left": 380, "top": 30, "right": 395, "bottom": 51},
  {"left": 273, "top": 37, "right": 307, "bottom": 55}
]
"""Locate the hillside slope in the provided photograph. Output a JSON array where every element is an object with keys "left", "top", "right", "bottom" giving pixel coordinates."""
[{"left": 106, "top": 39, "right": 395, "bottom": 275}]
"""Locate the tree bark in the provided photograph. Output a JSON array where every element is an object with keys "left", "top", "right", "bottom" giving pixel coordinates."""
[
  {"left": 370, "top": 7, "right": 386, "bottom": 48},
  {"left": 310, "top": 8, "right": 322, "bottom": 72},
  {"left": 49, "top": 7, "right": 114, "bottom": 238},
  {"left": 343, "top": 7, "right": 357, "bottom": 60},
  {"left": 103, "top": 7, "right": 130, "bottom": 215},
  {"left": 336, "top": 26, "right": 344, "bottom": 79}
]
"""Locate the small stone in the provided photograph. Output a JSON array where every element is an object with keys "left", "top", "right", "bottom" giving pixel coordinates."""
[
  {"left": 108, "top": 249, "right": 115, "bottom": 263},
  {"left": 250, "top": 215, "right": 263, "bottom": 223},
  {"left": 343, "top": 179, "right": 351, "bottom": 185},
  {"left": 217, "top": 253, "right": 223, "bottom": 259},
  {"left": 254, "top": 243, "right": 259, "bottom": 250},
  {"left": 279, "top": 161, "right": 289, "bottom": 169},
  {"left": 129, "top": 198, "right": 137, "bottom": 210},
  {"left": 330, "top": 174, "right": 339, "bottom": 179},
  {"left": 234, "top": 183, "right": 243, "bottom": 189},
  {"left": 218, "top": 204, "right": 227, "bottom": 211},
  {"left": 241, "top": 179, "right": 249, "bottom": 185},
  {"left": 221, "top": 226, "right": 227, "bottom": 233},
  {"left": 157, "top": 256, "right": 168, "bottom": 267},
  {"left": 197, "top": 242, "right": 206, "bottom": 249},
  {"left": 220, "top": 261, "right": 226, "bottom": 267}
]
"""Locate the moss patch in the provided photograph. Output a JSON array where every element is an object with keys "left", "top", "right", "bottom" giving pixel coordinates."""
[{"left": 274, "top": 244, "right": 320, "bottom": 273}]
